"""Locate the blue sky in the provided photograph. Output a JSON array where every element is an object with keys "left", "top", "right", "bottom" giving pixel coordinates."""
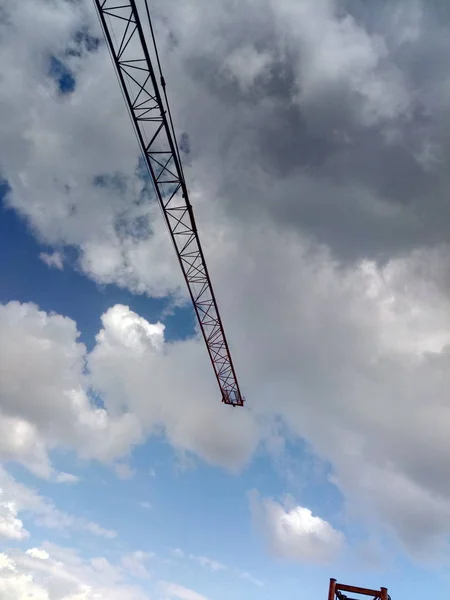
[{"left": 3, "top": 0, "right": 450, "bottom": 599}]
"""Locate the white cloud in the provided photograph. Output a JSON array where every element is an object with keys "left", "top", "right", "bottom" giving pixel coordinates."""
[
  {"left": 26, "top": 548, "right": 50, "bottom": 560},
  {"left": 188, "top": 554, "right": 226, "bottom": 572},
  {"left": 0, "top": 300, "right": 144, "bottom": 475},
  {"left": 0, "top": 498, "right": 29, "bottom": 541},
  {"left": 0, "top": 0, "right": 183, "bottom": 299},
  {"left": 97, "top": 304, "right": 165, "bottom": 354},
  {"left": 0, "top": 412, "right": 53, "bottom": 479},
  {"left": 0, "top": 300, "right": 260, "bottom": 476},
  {"left": 121, "top": 551, "right": 152, "bottom": 579},
  {"left": 39, "top": 251, "right": 64, "bottom": 270},
  {"left": 238, "top": 571, "right": 264, "bottom": 587},
  {"left": 160, "top": 581, "right": 208, "bottom": 600},
  {"left": 0, "top": 467, "right": 116, "bottom": 540},
  {"left": 249, "top": 491, "right": 345, "bottom": 563},
  {"left": 0, "top": 0, "right": 412, "bottom": 303},
  {"left": 88, "top": 304, "right": 260, "bottom": 472},
  {"left": 139, "top": 502, "right": 152, "bottom": 511},
  {"left": 0, "top": 544, "right": 151, "bottom": 600},
  {"left": 55, "top": 473, "right": 79, "bottom": 485},
  {"left": 172, "top": 547, "right": 262, "bottom": 585},
  {"left": 212, "top": 230, "right": 450, "bottom": 556},
  {"left": 82, "top": 522, "right": 116, "bottom": 540}
]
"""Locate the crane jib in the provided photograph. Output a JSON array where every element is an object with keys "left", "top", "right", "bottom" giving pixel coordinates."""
[{"left": 93, "top": 0, "right": 245, "bottom": 407}]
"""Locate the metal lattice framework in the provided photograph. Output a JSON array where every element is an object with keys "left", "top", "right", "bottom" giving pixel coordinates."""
[
  {"left": 329, "top": 580, "right": 390, "bottom": 600},
  {"left": 93, "top": 0, "right": 244, "bottom": 406}
]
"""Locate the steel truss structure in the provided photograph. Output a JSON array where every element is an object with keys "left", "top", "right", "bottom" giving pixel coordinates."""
[
  {"left": 93, "top": 0, "right": 244, "bottom": 406},
  {"left": 328, "top": 579, "right": 390, "bottom": 600}
]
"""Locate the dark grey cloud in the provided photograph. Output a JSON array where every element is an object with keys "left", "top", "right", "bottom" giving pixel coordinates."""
[{"left": 152, "top": 0, "right": 450, "bottom": 262}]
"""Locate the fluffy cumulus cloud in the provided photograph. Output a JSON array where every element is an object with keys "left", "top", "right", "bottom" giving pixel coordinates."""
[
  {"left": 0, "top": 544, "right": 152, "bottom": 600},
  {"left": 0, "top": 301, "right": 259, "bottom": 475},
  {"left": 3, "top": 0, "right": 450, "bottom": 563},
  {"left": 249, "top": 491, "right": 345, "bottom": 563},
  {"left": 235, "top": 238, "right": 450, "bottom": 557},
  {"left": 0, "top": 301, "right": 144, "bottom": 475},
  {"left": 89, "top": 305, "right": 259, "bottom": 470}
]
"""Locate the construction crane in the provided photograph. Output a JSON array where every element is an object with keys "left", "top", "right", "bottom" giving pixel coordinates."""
[
  {"left": 329, "top": 580, "right": 390, "bottom": 600},
  {"left": 93, "top": 0, "right": 244, "bottom": 406}
]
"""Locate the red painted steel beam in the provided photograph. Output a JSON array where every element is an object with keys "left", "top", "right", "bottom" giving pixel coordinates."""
[
  {"left": 337, "top": 584, "right": 381, "bottom": 596},
  {"left": 329, "top": 579, "right": 337, "bottom": 600},
  {"left": 329, "top": 579, "right": 390, "bottom": 600}
]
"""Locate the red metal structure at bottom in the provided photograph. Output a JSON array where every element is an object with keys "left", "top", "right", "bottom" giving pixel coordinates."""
[{"left": 328, "top": 579, "right": 389, "bottom": 600}]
